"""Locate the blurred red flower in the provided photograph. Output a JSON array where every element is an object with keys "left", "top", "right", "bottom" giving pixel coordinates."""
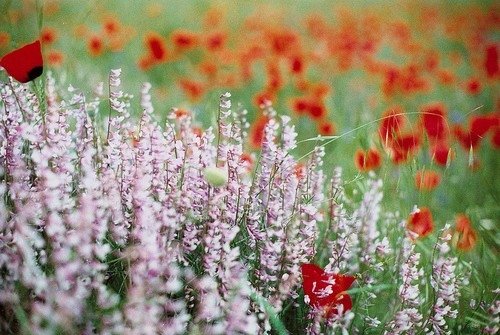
[
  {"left": 484, "top": 44, "right": 499, "bottom": 78},
  {"left": 429, "top": 141, "right": 453, "bottom": 166},
  {"left": 420, "top": 103, "right": 447, "bottom": 141},
  {"left": 354, "top": 148, "right": 382, "bottom": 172},
  {"left": 453, "top": 214, "right": 477, "bottom": 251},
  {"left": 88, "top": 35, "right": 104, "bottom": 57},
  {"left": 379, "top": 107, "right": 405, "bottom": 144},
  {"left": 317, "top": 120, "right": 336, "bottom": 136},
  {"left": 172, "top": 29, "right": 198, "bottom": 50},
  {"left": 453, "top": 114, "right": 499, "bottom": 150},
  {"left": 144, "top": 32, "right": 168, "bottom": 63},
  {"left": 414, "top": 169, "right": 441, "bottom": 191},
  {"left": 465, "top": 78, "right": 482, "bottom": 95},
  {"left": 407, "top": 207, "right": 434, "bottom": 239},
  {"left": 249, "top": 115, "right": 270, "bottom": 148}
]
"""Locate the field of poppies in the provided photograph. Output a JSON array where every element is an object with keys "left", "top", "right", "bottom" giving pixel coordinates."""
[{"left": 0, "top": 1, "right": 499, "bottom": 334}]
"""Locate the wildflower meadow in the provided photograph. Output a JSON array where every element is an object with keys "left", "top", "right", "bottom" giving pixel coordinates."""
[{"left": 0, "top": 1, "right": 499, "bottom": 334}]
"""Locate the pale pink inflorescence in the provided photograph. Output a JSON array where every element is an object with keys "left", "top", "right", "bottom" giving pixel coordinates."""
[{"left": 0, "top": 69, "right": 492, "bottom": 334}]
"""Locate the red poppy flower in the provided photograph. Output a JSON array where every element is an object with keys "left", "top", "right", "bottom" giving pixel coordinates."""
[
  {"left": 88, "top": 35, "right": 104, "bottom": 57},
  {"left": 171, "top": 29, "right": 198, "bottom": 50},
  {"left": 240, "top": 152, "right": 254, "bottom": 172},
  {"left": 204, "top": 31, "right": 226, "bottom": 51},
  {"left": 465, "top": 78, "right": 481, "bottom": 95},
  {"left": 484, "top": 44, "right": 499, "bottom": 78},
  {"left": 407, "top": 207, "right": 434, "bottom": 239},
  {"left": 301, "top": 264, "right": 355, "bottom": 318},
  {"left": 420, "top": 103, "right": 447, "bottom": 141},
  {"left": 179, "top": 79, "right": 205, "bottom": 101},
  {"left": 290, "top": 96, "right": 310, "bottom": 115},
  {"left": 354, "top": 148, "right": 382, "bottom": 172},
  {"left": 289, "top": 54, "right": 305, "bottom": 74},
  {"left": 144, "top": 32, "right": 168, "bottom": 62},
  {"left": 379, "top": 107, "right": 405, "bottom": 143},
  {"left": 249, "top": 115, "right": 270, "bottom": 148},
  {"left": 429, "top": 141, "right": 453, "bottom": 166},
  {"left": 40, "top": 27, "right": 57, "bottom": 45},
  {"left": 0, "top": 40, "right": 43, "bottom": 83},
  {"left": 414, "top": 170, "right": 441, "bottom": 191},
  {"left": 453, "top": 214, "right": 477, "bottom": 251},
  {"left": 388, "top": 133, "right": 421, "bottom": 164},
  {"left": 307, "top": 101, "right": 326, "bottom": 120},
  {"left": 453, "top": 114, "right": 499, "bottom": 150},
  {"left": 317, "top": 120, "right": 336, "bottom": 136}
]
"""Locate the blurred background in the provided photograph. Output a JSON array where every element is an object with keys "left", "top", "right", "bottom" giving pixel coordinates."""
[{"left": 1, "top": 0, "right": 499, "bottom": 233}]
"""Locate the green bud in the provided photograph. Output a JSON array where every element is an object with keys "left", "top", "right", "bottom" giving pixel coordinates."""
[{"left": 203, "top": 166, "right": 228, "bottom": 187}]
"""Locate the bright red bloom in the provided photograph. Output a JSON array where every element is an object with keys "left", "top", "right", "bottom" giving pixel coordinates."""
[
  {"left": 301, "top": 264, "right": 355, "bottom": 318},
  {"left": 265, "top": 61, "right": 283, "bottom": 92},
  {"left": 470, "top": 114, "right": 499, "bottom": 138},
  {"left": 407, "top": 207, "right": 434, "bottom": 239},
  {"left": 389, "top": 133, "right": 421, "bottom": 164},
  {"left": 0, "top": 40, "right": 43, "bottom": 83},
  {"left": 424, "top": 51, "right": 439, "bottom": 72},
  {"left": 421, "top": 103, "right": 447, "bottom": 141},
  {"left": 102, "top": 16, "right": 121, "bottom": 36},
  {"left": 290, "top": 96, "right": 309, "bottom": 115},
  {"left": 379, "top": 107, "right": 405, "bottom": 143},
  {"left": 484, "top": 44, "right": 499, "bottom": 78},
  {"left": 289, "top": 54, "right": 305, "bottom": 74},
  {"left": 429, "top": 141, "right": 453, "bottom": 166},
  {"left": 144, "top": 32, "right": 168, "bottom": 62},
  {"left": 453, "top": 114, "right": 499, "bottom": 150},
  {"left": 307, "top": 101, "right": 326, "bottom": 120},
  {"left": 267, "top": 29, "right": 298, "bottom": 56},
  {"left": 437, "top": 69, "right": 455, "bottom": 85}
]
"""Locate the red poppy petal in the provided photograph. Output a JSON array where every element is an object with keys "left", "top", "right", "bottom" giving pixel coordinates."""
[
  {"left": 301, "top": 263, "right": 324, "bottom": 305},
  {"left": 301, "top": 263, "right": 324, "bottom": 278},
  {"left": 0, "top": 40, "right": 43, "bottom": 83},
  {"left": 333, "top": 274, "right": 356, "bottom": 292},
  {"left": 325, "top": 293, "right": 353, "bottom": 318}
]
